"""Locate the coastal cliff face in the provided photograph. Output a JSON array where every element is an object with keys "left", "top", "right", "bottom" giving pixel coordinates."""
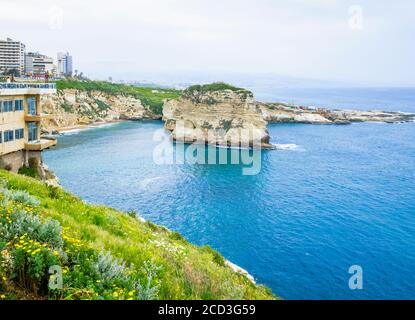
[
  {"left": 40, "top": 89, "right": 159, "bottom": 133},
  {"left": 163, "top": 85, "right": 273, "bottom": 148}
]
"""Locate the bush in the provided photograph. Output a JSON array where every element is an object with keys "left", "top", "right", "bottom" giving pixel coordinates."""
[
  {"left": 0, "top": 178, "right": 8, "bottom": 189},
  {"left": 93, "top": 251, "right": 128, "bottom": 283},
  {"left": 36, "top": 219, "right": 64, "bottom": 249},
  {"left": 169, "top": 231, "right": 185, "bottom": 242},
  {"left": 18, "top": 166, "right": 39, "bottom": 179},
  {"left": 47, "top": 185, "right": 61, "bottom": 199},
  {"left": 10, "top": 241, "right": 60, "bottom": 294},
  {"left": 3, "top": 189, "right": 40, "bottom": 207},
  {"left": 126, "top": 210, "right": 137, "bottom": 218},
  {"left": 202, "top": 246, "right": 226, "bottom": 267},
  {"left": 135, "top": 260, "right": 162, "bottom": 300},
  {"left": 1, "top": 213, "right": 61, "bottom": 248}
]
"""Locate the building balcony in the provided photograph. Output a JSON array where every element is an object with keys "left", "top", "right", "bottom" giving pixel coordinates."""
[
  {"left": 0, "top": 82, "right": 56, "bottom": 96},
  {"left": 25, "top": 113, "right": 54, "bottom": 122},
  {"left": 25, "top": 138, "right": 57, "bottom": 151}
]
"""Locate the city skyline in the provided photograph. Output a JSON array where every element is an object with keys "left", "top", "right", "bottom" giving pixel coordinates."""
[{"left": 0, "top": 37, "right": 73, "bottom": 78}]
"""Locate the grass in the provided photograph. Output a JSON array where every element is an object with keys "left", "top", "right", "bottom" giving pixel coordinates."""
[
  {"left": 185, "top": 82, "right": 252, "bottom": 95},
  {"left": 0, "top": 170, "right": 275, "bottom": 300},
  {"left": 55, "top": 80, "right": 182, "bottom": 115}
]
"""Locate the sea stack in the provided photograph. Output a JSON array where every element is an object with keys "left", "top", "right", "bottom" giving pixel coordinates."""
[{"left": 163, "top": 82, "right": 274, "bottom": 149}]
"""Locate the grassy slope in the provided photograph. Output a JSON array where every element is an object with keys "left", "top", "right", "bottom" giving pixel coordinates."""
[
  {"left": 55, "top": 80, "right": 182, "bottom": 115},
  {"left": 0, "top": 170, "right": 275, "bottom": 300}
]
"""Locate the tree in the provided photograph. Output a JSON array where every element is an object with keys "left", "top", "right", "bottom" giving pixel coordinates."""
[{"left": 4, "top": 68, "right": 20, "bottom": 77}]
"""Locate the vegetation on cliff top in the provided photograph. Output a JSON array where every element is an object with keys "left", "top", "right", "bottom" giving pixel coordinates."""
[
  {"left": 183, "top": 82, "right": 253, "bottom": 104},
  {"left": 0, "top": 170, "right": 274, "bottom": 300},
  {"left": 55, "top": 80, "right": 181, "bottom": 115},
  {"left": 185, "top": 82, "right": 252, "bottom": 95}
]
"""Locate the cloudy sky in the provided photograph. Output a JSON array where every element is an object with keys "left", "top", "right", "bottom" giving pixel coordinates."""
[{"left": 1, "top": 0, "right": 414, "bottom": 85}]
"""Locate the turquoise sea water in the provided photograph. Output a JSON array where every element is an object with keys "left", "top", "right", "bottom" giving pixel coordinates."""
[{"left": 44, "top": 119, "right": 415, "bottom": 300}]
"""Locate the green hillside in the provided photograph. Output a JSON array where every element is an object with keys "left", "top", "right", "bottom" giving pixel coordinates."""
[
  {"left": 0, "top": 170, "right": 275, "bottom": 300},
  {"left": 55, "top": 80, "right": 182, "bottom": 115}
]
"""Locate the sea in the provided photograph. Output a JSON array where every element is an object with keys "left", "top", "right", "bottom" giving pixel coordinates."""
[{"left": 44, "top": 87, "right": 415, "bottom": 299}]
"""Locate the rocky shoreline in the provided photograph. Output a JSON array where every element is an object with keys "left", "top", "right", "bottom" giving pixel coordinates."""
[
  {"left": 260, "top": 103, "right": 415, "bottom": 125},
  {"left": 40, "top": 84, "right": 415, "bottom": 148}
]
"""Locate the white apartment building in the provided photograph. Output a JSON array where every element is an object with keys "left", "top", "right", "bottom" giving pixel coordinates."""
[
  {"left": 0, "top": 38, "right": 26, "bottom": 76},
  {"left": 25, "top": 52, "right": 56, "bottom": 77}
]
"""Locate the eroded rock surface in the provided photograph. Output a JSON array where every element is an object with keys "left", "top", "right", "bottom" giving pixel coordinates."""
[{"left": 163, "top": 87, "right": 273, "bottom": 149}]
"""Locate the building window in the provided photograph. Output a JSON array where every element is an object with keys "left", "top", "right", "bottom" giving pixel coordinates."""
[
  {"left": 0, "top": 131, "right": 2, "bottom": 143},
  {"left": 4, "top": 130, "right": 14, "bottom": 142},
  {"left": 28, "top": 122, "right": 38, "bottom": 142},
  {"left": 15, "top": 128, "right": 24, "bottom": 140},
  {"left": 2, "top": 101, "right": 13, "bottom": 112},
  {"left": 14, "top": 100, "right": 24, "bottom": 111},
  {"left": 27, "top": 97, "right": 37, "bottom": 115}
]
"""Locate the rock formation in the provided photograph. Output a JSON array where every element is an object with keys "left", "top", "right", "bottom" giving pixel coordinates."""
[
  {"left": 163, "top": 84, "right": 273, "bottom": 149},
  {"left": 260, "top": 103, "right": 414, "bottom": 124}
]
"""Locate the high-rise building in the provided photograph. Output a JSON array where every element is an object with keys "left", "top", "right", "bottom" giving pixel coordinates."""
[
  {"left": 0, "top": 38, "right": 26, "bottom": 76},
  {"left": 57, "top": 52, "right": 73, "bottom": 77},
  {"left": 25, "top": 52, "right": 55, "bottom": 77}
]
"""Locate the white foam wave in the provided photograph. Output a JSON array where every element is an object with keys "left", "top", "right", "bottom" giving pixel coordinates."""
[
  {"left": 273, "top": 143, "right": 302, "bottom": 151},
  {"left": 138, "top": 176, "right": 164, "bottom": 189},
  {"left": 61, "top": 122, "right": 119, "bottom": 135}
]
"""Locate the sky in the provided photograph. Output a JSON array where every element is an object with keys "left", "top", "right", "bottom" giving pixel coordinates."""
[{"left": 1, "top": 0, "right": 414, "bottom": 86}]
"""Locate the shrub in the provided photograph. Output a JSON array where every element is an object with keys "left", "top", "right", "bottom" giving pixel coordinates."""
[
  {"left": 93, "top": 251, "right": 128, "bottom": 283},
  {"left": 36, "top": 219, "right": 64, "bottom": 249},
  {"left": 1, "top": 210, "right": 42, "bottom": 241},
  {"left": 0, "top": 209, "right": 63, "bottom": 248},
  {"left": 3, "top": 189, "right": 40, "bottom": 207},
  {"left": 10, "top": 242, "right": 60, "bottom": 294},
  {"left": 169, "top": 232, "right": 185, "bottom": 242},
  {"left": 18, "top": 166, "right": 38, "bottom": 179},
  {"left": 0, "top": 178, "right": 8, "bottom": 189},
  {"left": 126, "top": 210, "right": 137, "bottom": 218},
  {"left": 202, "top": 246, "right": 225, "bottom": 267},
  {"left": 135, "top": 260, "right": 162, "bottom": 300},
  {"left": 219, "top": 119, "right": 233, "bottom": 132},
  {"left": 47, "top": 185, "right": 61, "bottom": 199}
]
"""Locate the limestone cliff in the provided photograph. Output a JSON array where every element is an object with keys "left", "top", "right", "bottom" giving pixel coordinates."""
[
  {"left": 260, "top": 103, "right": 414, "bottom": 124},
  {"left": 40, "top": 89, "right": 159, "bottom": 133},
  {"left": 163, "top": 84, "right": 273, "bottom": 149}
]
